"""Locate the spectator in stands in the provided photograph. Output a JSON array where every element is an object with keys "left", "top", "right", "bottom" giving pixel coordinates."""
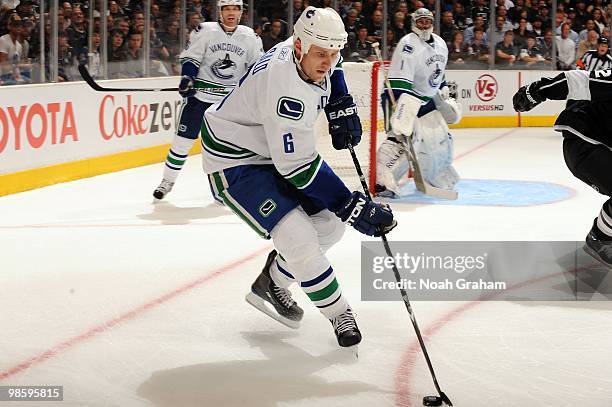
[
  {"left": 472, "top": 0, "right": 491, "bottom": 25},
  {"left": 0, "top": 13, "right": 30, "bottom": 84},
  {"left": 488, "top": 15, "right": 513, "bottom": 45},
  {"left": 519, "top": 35, "right": 545, "bottom": 67},
  {"left": 346, "top": 25, "right": 375, "bottom": 62},
  {"left": 123, "top": 31, "right": 144, "bottom": 78},
  {"left": 513, "top": 17, "right": 532, "bottom": 47},
  {"left": 151, "top": 4, "right": 163, "bottom": 32},
  {"left": 574, "top": 0, "right": 589, "bottom": 29},
  {"left": 452, "top": 2, "right": 469, "bottom": 31},
  {"left": 577, "top": 29, "right": 599, "bottom": 60},
  {"left": 159, "top": 19, "right": 181, "bottom": 74},
  {"left": 67, "top": 6, "right": 87, "bottom": 57},
  {"left": 109, "top": 1, "right": 124, "bottom": 19},
  {"left": 187, "top": 11, "right": 201, "bottom": 31},
  {"left": 556, "top": 23, "right": 576, "bottom": 70},
  {"left": 531, "top": 16, "right": 544, "bottom": 38},
  {"left": 57, "top": 31, "right": 76, "bottom": 81},
  {"left": 448, "top": 30, "right": 468, "bottom": 66},
  {"left": 115, "top": 17, "right": 130, "bottom": 37},
  {"left": 495, "top": 30, "right": 518, "bottom": 67},
  {"left": 344, "top": 8, "right": 359, "bottom": 43},
  {"left": 391, "top": 11, "right": 408, "bottom": 41},
  {"left": 290, "top": 0, "right": 304, "bottom": 23},
  {"left": 555, "top": 14, "right": 580, "bottom": 46},
  {"left": 261, "top": 19, "right": 282, "bottom": 51},
  {"left": 463, "top": 15, "right": 487, "bottom": 46},
  {"left": 61, "top": 2, "right": 72, "bottom": 30},
  {"left": 108, "top": 28, "right": 126, "bottom": 78},
  {"left": 352, "top": 1, "right": 366, "bottom": 22},
  {"left": 465, "top": 27, "right": 490, "bottom": 68},
  {"left": 385, "top": 28, "right": 395, "bottom": 55},
  {"left": 592, "top": 7, "right": 606, "bottom": 35},
  {"left": 580, "top": 19, "right": 598, "bottom": 41},
  {"left": 80, "top": 31, "right": 101, "bottom": 79},
  {"left": 538, "top": 28, "right": 555, "bottom": 65},
  {"left": 439, "top": 10, "right": 456, "bottom": 43},
  {"left": 366, "top": 9, "right": 383, "bottom": 43}
]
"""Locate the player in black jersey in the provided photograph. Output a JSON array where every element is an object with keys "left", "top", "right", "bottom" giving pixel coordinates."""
[{"left": 514, "top": 69, "right": 612, "bottom": 267}]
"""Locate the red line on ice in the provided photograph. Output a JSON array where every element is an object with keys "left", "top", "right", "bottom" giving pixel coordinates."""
[{"left": 0, "top": 245, "right": 271, "bottom": 381}]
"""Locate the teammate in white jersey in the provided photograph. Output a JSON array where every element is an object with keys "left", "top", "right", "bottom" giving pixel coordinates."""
[
  {"left": 203, "top": 7, "right": 396, "bottom": 347},
  {"left": 153, "top": 0, "right": 263, "bottom": 200},
  {"left": 375, "top": 8, "right": 463, "bottom": 198}
]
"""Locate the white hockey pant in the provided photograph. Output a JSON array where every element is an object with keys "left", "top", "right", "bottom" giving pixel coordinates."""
[{"left": 269, "top": 208, "right": 349, "bottom": 318}]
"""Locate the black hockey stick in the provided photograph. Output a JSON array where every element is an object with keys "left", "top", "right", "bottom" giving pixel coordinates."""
[
  {"left": 347, "top": 142, "right": 453, "bottom": 407},
  {"left": 78, "top": 64, "right": 233, "bottom": 93},
  {"left": 78, "top": 64, "right": 179, "bottom": 92},
  {"left": 371, "top": 44, "right": 458, "bottom": 200}
]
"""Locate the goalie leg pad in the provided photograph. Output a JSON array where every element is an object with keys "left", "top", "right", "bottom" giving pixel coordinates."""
[
  {"left": 412, "top": 111, "right": 459, "bottom": 189},
  {"left": 376, "top": 136, "right": 409, "bottom": 196}
]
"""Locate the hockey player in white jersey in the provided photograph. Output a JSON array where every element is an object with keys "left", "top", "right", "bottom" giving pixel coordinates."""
[
  {"left": 153, "top": 0, "right": 263, "bottom": 200},
  {"left": 375, "top": 8, "right": 463, "bottom": 198},
  {"left": 203, "top": 7, "right": 396, "bottom": 347}
]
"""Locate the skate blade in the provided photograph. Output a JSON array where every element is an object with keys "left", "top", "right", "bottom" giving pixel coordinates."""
[
  {"left": 583, "top": 244, "right": 612, "bottom": 270},
  {"left": 245, "top": 292, "right": 301, "bottom": 330}
]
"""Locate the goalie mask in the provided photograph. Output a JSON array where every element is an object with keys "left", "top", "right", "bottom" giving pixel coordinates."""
[
  {"left": 293, "top": 6, "right": 347, "bottom": 60},
  {"left": 412, "top": 8, "right": 434, "bottom": 41}
]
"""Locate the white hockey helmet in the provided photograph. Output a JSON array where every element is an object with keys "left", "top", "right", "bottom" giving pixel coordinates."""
[
  {"left": 218, "top": 0, "right": 243, "bottom": 26},
  {"left": 412, "top": 8, "right": 434, "bottom": 41},
  {"left": 294, "top": 7, "right": 348, "bottom": 57}
]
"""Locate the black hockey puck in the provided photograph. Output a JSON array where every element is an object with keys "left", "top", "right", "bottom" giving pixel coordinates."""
[{"left": 423, "top": 395, "right": 443, "bottom": 406}]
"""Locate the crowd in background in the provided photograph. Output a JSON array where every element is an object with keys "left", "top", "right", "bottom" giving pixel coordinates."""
[{"left": 0, "top": 0, "right": 611, "bottom": 85}]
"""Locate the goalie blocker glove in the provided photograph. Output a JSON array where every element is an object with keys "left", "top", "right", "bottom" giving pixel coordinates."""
[
  {"left": 324, "top": 94, "right": 362, "bottom": 150},
  {"left": 513, "top": 82, "right": 545, "bottom": 112},
  {"left": 336, "top": 191, "right": 397, "bottom": 236}
]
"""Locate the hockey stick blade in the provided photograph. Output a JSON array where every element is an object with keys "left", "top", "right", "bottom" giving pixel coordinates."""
[{"left": 78, "top": 64, "right": 179, "bottom": 92}]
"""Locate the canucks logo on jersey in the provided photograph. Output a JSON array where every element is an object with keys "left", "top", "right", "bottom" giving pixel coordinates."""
[
  {"left": 211, "top": 53, "right": 238, "bottom": 80},
  {"left": 428, "top": 64, "right": 443, "bottom": 88}
]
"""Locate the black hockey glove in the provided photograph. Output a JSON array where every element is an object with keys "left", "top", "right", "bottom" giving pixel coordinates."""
[
  {"left": 324, "top": 94, "right": 362, "bottom": 150},
  {"left": 178, "top": 75, "right": 196, "bottom": 98},
  {"left": 336, "top": 191, "right": 397, "bottom": 237},
  {"left": 513, "top": 82, "right": 545, "bottom": 112}
]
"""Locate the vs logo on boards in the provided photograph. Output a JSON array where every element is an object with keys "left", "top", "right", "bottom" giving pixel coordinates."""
[{"left": 277, "top": 97, "right": 305, "bottom": 120}]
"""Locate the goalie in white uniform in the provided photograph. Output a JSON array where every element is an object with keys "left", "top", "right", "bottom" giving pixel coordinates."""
[
  {"left": 375, "top": 8, "right": 463, "bottom": 198},
  {"left": 153, "top": 0, "right": 263, "bottom": 200},
  {"left": 202, "top": 7, "right": 396, "bottom": 347}
]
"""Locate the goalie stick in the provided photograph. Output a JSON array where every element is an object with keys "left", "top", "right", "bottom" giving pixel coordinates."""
[
  {"left": 371, "top": 44, "right": 458, "bottom": 200},
  {"left": 346, "top": 142, "right": 453, "bottom": 406},
  {"left": 78, "top": 64, "right": 232, "bottom": 93}
]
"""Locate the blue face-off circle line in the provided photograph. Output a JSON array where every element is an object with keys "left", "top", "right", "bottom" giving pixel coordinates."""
[{"left": 380, "top": 179, "right": 577, "bottom": 207}]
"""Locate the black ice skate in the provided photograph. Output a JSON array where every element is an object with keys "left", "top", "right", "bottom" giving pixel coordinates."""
[
  {"left": 153, "top": 178, "right": 174, "bottom": 200},
  {"left": 330, "top": 308, "right": 362, "bottom": 347},
  {"left": 245, "top": 250, "right": 304, "bottom": 329},
  {"left": 584, "top": 220, "right": 612, "bottom": 268}
]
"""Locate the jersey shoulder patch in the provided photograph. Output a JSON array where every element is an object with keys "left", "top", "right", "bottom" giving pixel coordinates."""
[{"left": 277, "top": 97, "right": 304, "bottom": 120}]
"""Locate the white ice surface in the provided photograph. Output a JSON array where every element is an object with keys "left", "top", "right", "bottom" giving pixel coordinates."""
[{"left": 1, "top": 128, "right": 611, "bottom": 407}]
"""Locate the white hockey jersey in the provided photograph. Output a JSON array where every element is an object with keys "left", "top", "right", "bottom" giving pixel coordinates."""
[
  {"left": 180, "top": 22, "right": 264, "bottom": 104},
  {"left": 203, "top": 37, "right": 350, "bottom": 210},
  {"left": 386, "top": 32, "right": 448, "bottom": 103}
]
